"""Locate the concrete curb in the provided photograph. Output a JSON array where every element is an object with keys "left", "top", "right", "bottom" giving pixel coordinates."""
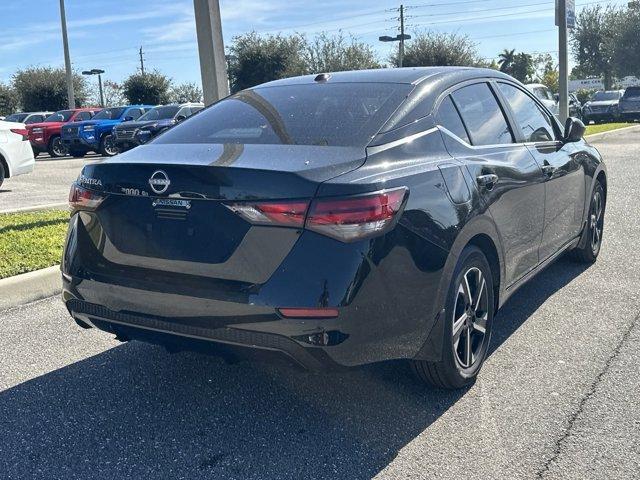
[
  {"left": 0, "top": 266, "right": 61, "bottom": 311},
  {"left": 0, "top": 203, "right": 68, "bottom": 215},
  {"left": 585, "top": 124, "right": 640, "bottom": 142}
]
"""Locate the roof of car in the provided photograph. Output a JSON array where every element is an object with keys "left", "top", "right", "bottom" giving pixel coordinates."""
[{"left": 256, "top": 67, "right": 515, "bottom": 88}]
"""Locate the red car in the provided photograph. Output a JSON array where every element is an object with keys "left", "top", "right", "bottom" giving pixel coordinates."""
[{"left": 27, "top": 108, "right": 101, "bottom": 157}]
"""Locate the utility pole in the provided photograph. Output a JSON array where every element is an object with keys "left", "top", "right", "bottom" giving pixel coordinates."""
[
  {"left": 557, "top": 0, "right": 570, "bottom": 122},
  {"left": 399, "top": 4, "right": 405, "bottom": 68},
  {"left": 59, "top": 0, "right": 75, "bottom": 108},
  {"left": 139, "top": 46, "right": 145, "bottom": 75},
  {"left": 193, "top": 0, "right": 229, "bottom": 105},
  {"left": 378, "top": 5, "right": 411, "bottom": 68}
]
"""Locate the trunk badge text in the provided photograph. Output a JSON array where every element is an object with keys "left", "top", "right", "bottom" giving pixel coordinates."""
[
  {"left": 148, "top": 170, "right": 171, "bottom": 194},
  {"left": 152, "top": 198, "right": 191, "bottom": 209}
]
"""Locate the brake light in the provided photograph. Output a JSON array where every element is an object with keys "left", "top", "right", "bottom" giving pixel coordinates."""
[
  {"left": 69, "top": 183, "right": 105, "bottom": 211},
  {"left": 10, "top": 128, "right": 29, "bottom": 141},
  {"left": 306, "top": 188, "right": 407, "bottom": 242},
  {"left": 226, "top": 200, "right": 309, "bottom": 227}
]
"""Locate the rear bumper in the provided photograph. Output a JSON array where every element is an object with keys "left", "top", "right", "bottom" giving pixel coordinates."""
[{"left": 62, "top": 211, "right": 450, "bottom": 368}]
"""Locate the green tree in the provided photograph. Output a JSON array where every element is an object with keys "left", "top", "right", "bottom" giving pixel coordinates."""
[
  {"left": 227, "top": 32, "right": 307, "bottom": 92},
  {"left": 498, "top": 48, "right": 517, "bottom": 73},
  {"left": 12, "top": 67, "right": 87, "bottom": 111},
  {"left": 123, "top": 71, "right": 172, "bottom": 105},
  {"left": 0, "top": 83, "right": 19, "bottom": 116},
  {"left": 612, "top": 4, "right": 640, "bottom": 77},
  {"left": 534, "top": 54, "right": 559, "bottom": 92},
  {"left": 303, "top": 33, "right": 381, "bottom": 72},
  {"left": 169, "top": 82, "right": 203, "bottom": 103},
  {"left": 395, "top": 31, "right": 481, "bottom": 67},
  {"left": 571, "top": 5, "right": 620, "bottom": 89},
  {"left": 100, "top": 80, "right": 126, "bottom": 107}
]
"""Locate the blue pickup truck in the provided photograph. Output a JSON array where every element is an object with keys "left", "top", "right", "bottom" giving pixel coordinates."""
[{"left": 61, "top": 105, "right": 154, "bottom": 157}]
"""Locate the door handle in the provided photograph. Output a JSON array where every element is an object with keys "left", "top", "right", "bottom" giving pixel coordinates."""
[
  {"left": 476, "top": 174, "right": 499, "bottom": 189},
  {"left": 541, "top": 165, "right": 556, "bottom": 176}
]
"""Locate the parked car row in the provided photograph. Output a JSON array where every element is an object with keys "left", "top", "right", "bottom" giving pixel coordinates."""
[
  {"left": 524, "top": 83, "right": 640, "bottom": 124},
  {"left": 13, "top": 102, "right": 204, "bottom": 159}
]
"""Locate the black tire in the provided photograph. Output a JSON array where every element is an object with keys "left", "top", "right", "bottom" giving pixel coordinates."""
[
  {"left": 411, "top": 246, "right": 495, "bottom": 389},
  {"left": 570, "top": 182, "right": 605, "bottom": 263},
  {"left": 0, "top": 161, "right": 5, "bottom": 188},
  {"left": 99, "top": 134, "right": 118, "bottom": 157},
  {"left": 47, "top": 135, "right": 67, "bottom": 158},
  {"left": 69, "top": 149, "right": 86, "bottom": 158}
]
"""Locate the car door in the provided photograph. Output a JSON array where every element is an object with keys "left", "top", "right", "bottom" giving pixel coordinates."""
[
  {"left": 437, "top": 81, "right": 546, "bottom": 286},
  {"left": 496, "top": 82, "right": 585, "bottom": 261}
]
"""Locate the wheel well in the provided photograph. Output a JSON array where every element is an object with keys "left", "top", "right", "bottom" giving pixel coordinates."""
[
  {"left": 467, "top": 234, "right": 501, "bottom": 309},
  {"left": 0, "top": 152, "right": 9, "bottom": 178}
]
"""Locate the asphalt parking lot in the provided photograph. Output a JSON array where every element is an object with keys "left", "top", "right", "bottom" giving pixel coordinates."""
[
  {"left": 1, "top": 131, "right": 640, "bottom": 479},
  {"left": 0, "top": 153, "right": 104, "bottom": 213}
]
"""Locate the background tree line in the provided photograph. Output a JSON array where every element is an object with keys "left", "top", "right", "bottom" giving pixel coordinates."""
[{"left": 1, "top": 4, "right": 637, "bottom": 117}]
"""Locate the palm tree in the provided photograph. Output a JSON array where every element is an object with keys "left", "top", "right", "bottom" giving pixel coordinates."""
[{"left": 498, "top": 48, "right": 516, "bottom": 73}]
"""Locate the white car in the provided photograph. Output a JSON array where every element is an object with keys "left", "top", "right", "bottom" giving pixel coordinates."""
[
  {"left": 525, "top": 83, "right": 559, "bottom": 116},
  {"left": 0, "top": 120, "right": 36, "bottom": 188}
]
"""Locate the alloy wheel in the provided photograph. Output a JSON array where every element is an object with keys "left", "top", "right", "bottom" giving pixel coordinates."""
[
  {"left": 52, "top": 137, "right": 67, "bottom": 157},
  {"left": 452, "top": 267, "right": 489, "bottom": 369},
  {"left": 590, "top": 189, "right": 604, "bottom": 254},
  {"left": 103, "top": 135, "right": 118, "bottom": 156}
]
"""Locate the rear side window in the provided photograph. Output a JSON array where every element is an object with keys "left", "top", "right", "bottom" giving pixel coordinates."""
[
  {"left": 154, "top": 83, "right": 413, "bottom": 147},
  {"left": 451, "top": 83, "right": 513, "bottom": 146},
  {"left": 437, "top": 96, "right": 470, "bottom": 143},
  {"left": 497, "top": 83, "right": 555, "bottom": 143}
]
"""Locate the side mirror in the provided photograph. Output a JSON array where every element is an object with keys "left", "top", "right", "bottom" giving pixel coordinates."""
[
  {"left": 564, "top": 117, "right": 585, "bottom": 143},
  {"left": 175, "top": 115, "right": 187, "bottom": 122}
]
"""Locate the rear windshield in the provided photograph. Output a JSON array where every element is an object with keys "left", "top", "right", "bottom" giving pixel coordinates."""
[
  {"left": 45, "top": 110, "right": 74, "bottom": 122},
  {"left": 5, "top": 113, "right": 28, "bottom": 123},
  {"left": 139, "top": 106, "right": 180, "bottom": 121},
  {"left": 154, "top": 83, "right": 412, "bottom": 147},
  {"left": 623, "top": 87, "right": 640, "bottom": 99},
  {"left": 591, "top": 91, "right": 620, "bottom": 101},
  {"left": 93, "top": 107, "right": 125, "bottom": 120}
]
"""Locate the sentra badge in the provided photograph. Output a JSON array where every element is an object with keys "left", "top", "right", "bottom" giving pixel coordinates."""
[
  {"left": 148, "top": 170, "right": 170, "bottom": 194},
  {"left": 78, "top": 174, "right": 102, "bottom": 187}
]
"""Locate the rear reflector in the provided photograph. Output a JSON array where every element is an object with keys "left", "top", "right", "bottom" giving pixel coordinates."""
[
  {"left": 278, "top": 308, "right": 339, "bottom": 319},
  {"left": 10, "top": 128, "right": 29, "bottom": 141},
  {"left": 306, "top": 187, "right": 407, "bottom": 242},
  {"left": 225, "top": 187, "right": 407, "bottom": 242},
  {"left": 69, "top": 183, "right": 105, "bottom": 211}
]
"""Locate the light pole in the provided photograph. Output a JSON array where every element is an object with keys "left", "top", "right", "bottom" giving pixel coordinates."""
[
  {"left": 379, "top": 34, "right": 412, "bottom": 67},
  {"left": 59, "top": 0, "right": 75, "bottom": 108},
  {"left": 82, "top": 69, "right": 105, "bottom": 107}
]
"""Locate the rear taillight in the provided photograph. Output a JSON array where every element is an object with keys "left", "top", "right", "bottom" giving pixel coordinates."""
[
  {"left": 225, "top": 187, "right": 407, "bottom": 242},
  {"left": 226, "top": 200, "right": 309, "bottom": 227},
  {"left": 10, "top": 128, "right": 29, "bottom": 141},
  {"left": 69, "top": 183, "right": 105, "bottom": 211},
  {"left": 306, "top": 188, "right": 407, "bottom": 242}
]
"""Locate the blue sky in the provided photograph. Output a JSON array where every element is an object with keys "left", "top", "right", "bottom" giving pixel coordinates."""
[{"left": 0, "top": 0, "right": 628, "bottom": 87}]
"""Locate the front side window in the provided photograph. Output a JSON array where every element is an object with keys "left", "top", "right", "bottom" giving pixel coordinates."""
[
  {"left": 437, "top": 95, "right": 470, "bottom": 143},
  {"left": 154, "top": 83, "right": 413, "bottom": 147},
  {"left": 139, "top": 106, "right": 180, "bottom": 121},
  {"left": 76, "top": 111, "right": 91, "bottom": 121},
  {"left": 93, "top": 107, "right": 126, "bottom": 120},
  {"left": 498, "top": 83, "right": 555, "bottom": 143},
  {"left": 623, "top": 87, "right": 640, "bottom": 99},
  {"left": 5, "top": 113, "right": 28, "bottom": 123},
  {"left": 45, "top": 110, "right": 74, "bottom": 122},
  {"left": 451, "top": 83, "right": 513, "bottom": 146}
]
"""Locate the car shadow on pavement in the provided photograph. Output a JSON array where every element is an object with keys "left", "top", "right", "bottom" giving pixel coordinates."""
[{"left": 0, "top": 258, "right": 589, "bottom": 480}]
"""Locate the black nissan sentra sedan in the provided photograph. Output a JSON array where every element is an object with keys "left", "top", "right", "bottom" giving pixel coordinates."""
[{"left": 62, "top": 67, "right": 606, "bottom": 389}]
